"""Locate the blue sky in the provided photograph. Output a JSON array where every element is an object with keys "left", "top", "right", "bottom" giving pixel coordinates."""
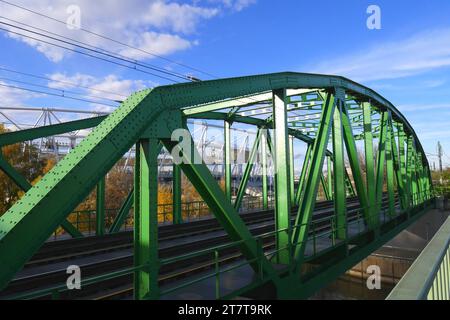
[{"left": 1, "top": 0, "right": 450, "bottom": 166}]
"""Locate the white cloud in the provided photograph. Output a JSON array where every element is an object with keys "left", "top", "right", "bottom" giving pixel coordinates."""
[
  {"left": 0, "top": 0, "right": 221, "bottom": 62},
  {"left": 209, "top": 0, "right": 257, "bottom": 11},
  {"left": 119, "top": 31, "right": 192, "bottom": 60},
  {"left": 310, "top": 28, "right": 450, "bottom": 82},
  {"left": 0, "top": 82, "right": 44, "bottom": 128},
  {"left": 88, "top": 75, "right": 150, "bottom": 99},
  {"left": 46, "top": 72, "right": 157, "bottom": 112},
  {"left": 141, "top": 2, "right": 218, "bottom": 34},
  {"left": 47, "top": 73, "right": 96, "bottom": 90}
]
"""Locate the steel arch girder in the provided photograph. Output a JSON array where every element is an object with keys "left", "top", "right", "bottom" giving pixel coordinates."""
[{"left": 0, "top": 71, "right": 433, "bottom": 291}]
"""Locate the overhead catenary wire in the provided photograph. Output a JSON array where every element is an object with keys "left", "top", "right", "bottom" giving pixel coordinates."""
[
  {"left": 0, "top": 15, "right": 191, "bottom": 82},
  {"left": 0, "top": 76, "right": 121, "bottom": 104},
  {"left": 0, "top": 27, "right": 181, "bottom": 83},
  {"left": 0, "top": 66, "right": 128, "bottom": 99},
  {"left": 0, "top": 0, "right": 219, "bottom": 79},
  {"left": 0, "top": 1, "right": 269, "bottom": 109},
  {"left": 0, "top": 82, "right": 117, "bottom": 107},
  {"left": 0, "top": 22, "right": 185, "bottom": 83}
]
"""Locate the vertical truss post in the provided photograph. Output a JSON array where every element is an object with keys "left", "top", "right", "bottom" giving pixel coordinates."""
[
  {"left": 134, "top": 139, "right": 159, "bottom": 300},
  {"left": 406, "top": 136, "right": 416, "bottom": 207},
  {"left": 332, "top": 101, "right": 346, "bottom": 240},
  {"left": 234, "top": 129, "right": 262, "bottom": 210},
  {"left": 363, "top": 102, "right": 376, "bottom": 219},
  {"left": 375, "top": 111, "right": 388, "bottom": 225},
  {"left": 342, "top": 102, "right": 371, "bottom": 228},
  {"left": 289, "top": 135, "right": 295, "bottom": 207},
  {"left": 173, "top": 163, "right": 182, "bottom": 224},
  {"left": 292, "top": 91, "right": 335, "bottom": 267},
  {"left": 261, "top": 129, "right": 269, "bottom": 209},
  {"left": 295, "top": 144, "right": 311, "bottom": 205},
  {"left": 389, "top": 121, "right": 406, "bottom": 210},
  {"left": 397, "top": 124, "right": 409, "bottom": 209},
  {"left": 327, "top": 156, "right": 333, "bottom": 200},
  {"left": 224, "top": 120, "right": 232, "bottom": 201},
  {"left": 272, "top": 89, "right": 291, "bottom": 264},
  {"left": 96, "top": 177, "right": 105, "bottom": 236},
  {"left": 161, "top": 137, "right": 277, "bottom": 279},
  {"left": 385, "top": 114, "right": 396, "bottom": 216},
  {"left": 416, "top": 152, "right": 424, "bottom": 204},
  {"left": 410, "top": 142, "right": 419, "bottom": 205}
]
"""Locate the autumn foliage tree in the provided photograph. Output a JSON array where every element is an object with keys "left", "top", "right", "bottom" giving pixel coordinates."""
[{"left": 0, "top": 124, "right": 56, "bottom": 215}]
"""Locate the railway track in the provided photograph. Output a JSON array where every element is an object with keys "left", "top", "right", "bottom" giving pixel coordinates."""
[
  {"left": 27, "top": 197, "right": 350, "bottom": 266},
  {"left": 1, "top": 196, "right": 396, "bottom": 300}
]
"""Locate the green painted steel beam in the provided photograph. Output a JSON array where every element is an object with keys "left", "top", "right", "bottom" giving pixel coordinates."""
[
  {"left": 0, "top": 89, "right": 154, "bottom": 289},
  {"left": 0, "top": 116, "right": 106, "bottom": 146},
  {"left": 321, "top": 174, "right": 331, "bottom": 201},
  {"left": 224, "top": 121, "right": 232, "bottom": 201},
  {"left": 0, "top": 71, "right": 433, "bottom": 294},
  {"left": 234, "top": 129, "right": 262, "bottom": 210},
  {"left": 389, "top": 121, "right": 406, "bottom": 210},
  {"left": 341, "top": 103, "right": 371, "bottom": 228},
  {"left": 182, "top": 92, "right": 273, "bottom": 116},
  {"left": 289, "top": 136, "right": 295, "bottom": 206},
  {"left": 345, "top": 170, "right": 356, "bottom": 197},
  {"left": 363, "top": 102, "right": 376, "bottom": 218},
  {"left": 0, "top": 153, "right": 33, "bottom": 192},
  {"left": 189, "top": 111, "right": 316, "bottom": 146},
  {"left": 295, "top": 143, "right": 311, "bottom": 205},
  {"left": 189, "top": 111, "right": 265, "bottom": 127},
  {"left": 161, "top": 137, "right": 278, "bottom": 279},
  {"left": 326, "top": 156, "right": 333, "bottom": 201},
  {"left": 0, "top": 152, "right": 83, "bottom": 238},
  {"left": 332, "top": 102, "right": 347, "bottom": 240},
  {"left": 96, "top": 177, "right": 105, "bottom": 236},
  {"left": 292, "top": 91, "right": 335, "bottom": 268},
  {"left": 172, "top": 164, "right": 182, "bottom": 224},
  {"left": 397, "top": 124, "right": 409, "bottom": 209},
  {"left": 272, "top": 89, "right": 292, "bottom": 264},
  {"left": 109, "top": 188, "right": 134, "bottom": 234},
  {"left": 134, "top": 139, "right": 159, "bottom": 300},
  {"left": 375, "top": 112, "right": 388, "bottom": 221},
  {"left": 279, "top": 202, "right": 434, "bottom": 299},
  {"left": 261, "top": 129, "right": 269, "bottom": 210},
  {"left": 385, "top": 114, "right": 396, "bottom": 216},
  {"left": 407, "top": 136, "right": 415, "bottom": 207}
]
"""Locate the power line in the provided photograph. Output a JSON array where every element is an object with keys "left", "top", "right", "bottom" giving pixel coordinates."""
[
  {"left": 0, "top": 2, "right": 268, "bottom": 108},
  {"left": 0, "top": 76, "right": 121, "bottom": 104},
  {"left": 0, "top": 26, "right": 180, "bottom": 83},
  {"left": 0, "top": 82, "right": 117, "bottom": 107},
  {"left": 0, "top": 21, "right": 188, "bottom": 83},
  {"left": 0, "top": 66, "right": 128, "bottom": 99},
  {"left": 0, "top": 0, "right": 218, "bottom": 79},
  {"left": 0, "top": 18, "right": 193, "bottom": 82}
]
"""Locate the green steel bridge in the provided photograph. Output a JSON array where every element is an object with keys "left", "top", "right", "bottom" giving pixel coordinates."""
[{"left": 0, "top": 72, "right": 438, "bottom": 299}]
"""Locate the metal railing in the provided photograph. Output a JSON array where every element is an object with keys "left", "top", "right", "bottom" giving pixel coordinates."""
[
  {"left": 387, "top": 216, "right": 450, "bottom": 300},
  {"left": 51, "top": 195, "right": 275, "bottom": 240},
  {"left": 13, "top": 191, "right": 432, "bottom": 300}
]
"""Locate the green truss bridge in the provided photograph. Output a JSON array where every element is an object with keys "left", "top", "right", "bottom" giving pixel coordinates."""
[{"left": 0, "top": 72, "right": 435, "bottom": 299}]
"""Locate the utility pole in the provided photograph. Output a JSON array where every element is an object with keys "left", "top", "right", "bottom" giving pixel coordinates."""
[{"left": 437, "top": 141, "right": 443, "bottom": 184}]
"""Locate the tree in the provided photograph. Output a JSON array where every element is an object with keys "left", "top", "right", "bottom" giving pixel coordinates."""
[{"left": 0, "top": 124, "right": 56, "bottom": 215}]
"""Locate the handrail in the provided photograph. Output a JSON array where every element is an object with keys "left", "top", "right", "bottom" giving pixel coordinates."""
[{"left": 387, "top": 216, "right": 450, "bottom": 300}]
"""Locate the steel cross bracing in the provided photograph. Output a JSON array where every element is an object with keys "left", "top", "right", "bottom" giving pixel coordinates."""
[{"left": 0, "top": 72, "right": 433, "bottom": 299}]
